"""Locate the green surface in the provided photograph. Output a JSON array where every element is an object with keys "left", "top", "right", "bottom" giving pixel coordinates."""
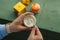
[{"left": 0, "top": 0, "right": 60, "bottom": 33}]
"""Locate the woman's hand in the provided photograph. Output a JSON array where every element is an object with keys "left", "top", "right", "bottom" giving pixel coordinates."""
[
  {"left": 28, "top": 25, "right": 43, "bottom": 40},
  {"left": 6, "top": 12, "right": 33, "bottom": 33}
]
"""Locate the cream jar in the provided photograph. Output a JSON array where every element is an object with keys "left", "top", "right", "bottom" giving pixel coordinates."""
[{"left": 24, "top": 15, "right": 36, "bottom": 27}]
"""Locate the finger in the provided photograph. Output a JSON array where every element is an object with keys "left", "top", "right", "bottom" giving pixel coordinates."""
[
  {"left": 21, "top": 12, "right": 34, "bottom": 16},
  {"left": 35, "top": 25, "right": 43, "bottom": 36},
  {"left": 35, "top": 36, "right": 43, "bottom": 40},
  {"left": 18, "top": 25, "right": 32, "bottom": 31},
  {"left": 29, "top": 27, "right": 36, "bottom": 36},
  {"left": 19, "top": 12, "right": 34, "bottom": 19},
  {"left": 35, "top": 26, "right": 40, "bottom": 35},
  {"left": 33, "top": 25, "right": 43, "bottom": 40},
  {"left": 18, "top": 12, "right": 34, "bottom": 21},
  {"left": 12, "top": 12, "right": 34, "bottom": 25},
  {"left": 16, "top": 12, "right": 34, "bottom": 24},
  {"left": 34, "top": 26, "right": 43, "bottom": 40}
]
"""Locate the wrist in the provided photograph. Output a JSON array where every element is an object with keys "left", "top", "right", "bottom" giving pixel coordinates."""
[{"left": 5, "top": 23, "right": 12, "bottom": 33}]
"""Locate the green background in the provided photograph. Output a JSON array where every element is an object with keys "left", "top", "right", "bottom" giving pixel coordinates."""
[{"left": 0, "top": 0, "right": 60, "bottom": 33}]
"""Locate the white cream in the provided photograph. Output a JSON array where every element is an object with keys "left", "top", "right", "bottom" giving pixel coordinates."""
[{"left": 24, "top": 15, "right": 36, "bottom": 27}]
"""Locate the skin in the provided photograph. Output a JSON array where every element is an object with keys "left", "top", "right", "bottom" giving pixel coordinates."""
[
  {"left": 6, "top": 12, "right": 43, "bottom": 40},
  {"left": 28, "top": 25, "right": 43, "bottom": 40},
  {"left": 8, "top": 12, "right": 33, "bottom": 32}
]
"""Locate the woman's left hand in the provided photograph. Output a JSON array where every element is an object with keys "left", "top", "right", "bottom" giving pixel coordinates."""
[{"left": 6, "top": 12, "right": 33, "bottom": 33}]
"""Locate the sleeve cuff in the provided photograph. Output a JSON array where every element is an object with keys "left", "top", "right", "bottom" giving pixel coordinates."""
[{"left": 0, "top": 24, "right": 8, "bottom": 39}]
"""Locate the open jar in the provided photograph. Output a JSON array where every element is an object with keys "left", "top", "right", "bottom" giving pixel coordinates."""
[{"left": 24, "top": 13, "right": 36, "bottom": 27}]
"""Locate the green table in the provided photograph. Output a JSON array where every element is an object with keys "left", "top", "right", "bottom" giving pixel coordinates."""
[{"left": 0, "top": 0, "right": 60, "bottom": 33}]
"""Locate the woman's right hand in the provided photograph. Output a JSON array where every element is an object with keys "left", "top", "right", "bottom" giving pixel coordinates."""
[{"left": 28, "top": 25, "right": 43, "bottom": 40}]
